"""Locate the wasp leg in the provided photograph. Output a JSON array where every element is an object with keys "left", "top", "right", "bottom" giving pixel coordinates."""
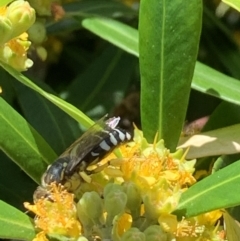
[
  {"left": 79, "top": 171, "right": 92, "bottom": 183},
  {"left": 85, "top": 161, "right": 110, "bottom": 175},
  {"left": 86, "top": 158, "right": 124, "bottom": 177},
  {"left": 64, "top": 172, "right": 83, "bottom": 191}
]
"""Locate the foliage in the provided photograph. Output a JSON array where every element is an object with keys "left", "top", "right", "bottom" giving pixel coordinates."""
[{"left": 1, "top": 0, "right": 240, "bottom": 240}]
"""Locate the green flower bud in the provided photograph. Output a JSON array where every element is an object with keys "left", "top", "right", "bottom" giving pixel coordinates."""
[
  {"left": 120, "top": 228, "right": 145, "bottom": 241},
  {"left": 36, "top": 46, "right": 47, "bottom": 61},
  {"left": 142, "top": 195, "right": 159, "bottom": 222},
  {"left": 7, "top": 0, "right": 36, "bottom": 39},
  {"left": 122, "top": 182, "right": 142, "bottom": 218},
  {"left": 143, "top": 225, "right": 167, "bottom": 241},
  {"left": 77, "top": 203, "right": 94, "bottom": 237},
  {"left": 28, "top": 21, "right": 46, "bottom": 44},
  {"left": 105, "top": 190, "right": 127, "bottom": 218},
  {"left": 77, "top": 236, "right": 88, "bottom": 241},
  {"left": 0, "top": 17, "right": 13, "bottom": 45},
  {"left": 104, "top": 183, "right": 124, "bottom": 197},
  {"left": 77, "top": 191, "right": 104, "bottom": 223},
  {"left": 29, "top": 0, "right": 52, "bottom": 16}
]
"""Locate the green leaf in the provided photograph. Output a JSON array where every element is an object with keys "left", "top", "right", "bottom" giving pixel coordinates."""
[
  {"left": 0, "top": 67, "right": 15, "bottom": 104},
  {"left": 202, "top": 102, "right": 240, "bottom": 132},
  {"left": 203, "top": 7, "right": 240, "bottom": 79},
  {"left": 224, "top": 211, "right": 240, "bottom": 241},
  {"left": 213, "top": 154, "right": 240, "bottom": 172},
  {"left": 82, "top": 18, "right": 240, "bottom": 107},
  {"left": 178, "top": 124, "right": 240, "bottom": 159},
  {"left": 222, "top": 0, "right": 240, "bottom": 12},
  {"left": 0, "top": 152, "right": 36, "bottom": 211},
  {"left": 0, "top": 0, "right": 12, "bottom": 7},
  {"left": 82, "top": 17, "right": 139, "bottom": 57},
  {"left": 0, "top": 97, "right": 56, "bottom": 183},
  {"left": 48, "top": 0, "right": 137, "bottom": 34},
  {"left": 175, "top": 160, "right": 240, "bottom": 218},
  {"left": 66, "top": 46, "right": 137, "bottom": 112},
  {"left": 189, "top": 101, "right": 240, "bottom": 171},
  {"left": 0, "top": 200, "right": 35, "bottom": 240},
  {"left": 0, "top": 61, "right": 94, "bottom": 128},
  {"left": 139, "top": 0, "right": 202, "bottom": 149},
  {"left": 64, "top": 0, "right": 136, "bottom": 18},
  {"left": 193, "top": 62, "right": 240, "bottom": 106},
  {"left": 14, "top": 81, "right": 80, "bottom": 155},
  {"left": 47, "top": 18, "right": 82, "bottom": 34},
  {"left": 227, "top": 205, "right": 240, "bottom": 223}
]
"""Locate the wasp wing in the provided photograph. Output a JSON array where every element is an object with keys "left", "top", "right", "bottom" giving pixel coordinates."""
[{"left": 58, "top": 116, "right": 120, "bottom": 174}]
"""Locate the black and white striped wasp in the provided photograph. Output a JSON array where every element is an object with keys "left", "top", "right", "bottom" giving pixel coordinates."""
[{"left": 34, "top": 116, "right": 131, "bottom": 200}]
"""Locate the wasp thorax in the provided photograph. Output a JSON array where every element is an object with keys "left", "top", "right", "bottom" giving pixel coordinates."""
[{"left": 41, "top": 157, "right": 70, "bottom": 187}]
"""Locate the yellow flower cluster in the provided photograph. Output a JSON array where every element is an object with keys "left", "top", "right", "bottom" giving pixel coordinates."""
[
  {"left": 25, "top": 128, "right": 226, "bottom": 241},
  {"left": 0, "top": 0, "right": 35, "bottom": 71},
  {"left": 24, "top": 184, "right": 82, "bottom": 241}
]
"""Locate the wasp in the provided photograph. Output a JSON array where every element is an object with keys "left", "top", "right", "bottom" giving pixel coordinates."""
[{"left": 34, "top": 116, "right": 131, "bottom": 200}]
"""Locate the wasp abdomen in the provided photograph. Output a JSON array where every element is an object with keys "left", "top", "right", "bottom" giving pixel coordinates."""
[{"left": 90, "top": 128, "right": 131, "bottom": 158}]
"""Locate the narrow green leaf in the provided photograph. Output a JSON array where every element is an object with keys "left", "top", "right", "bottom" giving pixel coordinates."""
[
  {"left": 0, "top": 0, "right": 12, "bottom": 7},
  {"left": 227, "top": 206, "right": 240, "bottom": 223},
  {"left": 139, "top": 0, "right": 202, "bottom": 149},
  {"left": 193, "top": 62, "right": 240, "bottom": 106},
  {"left": 0, "top": 67, "right": 15, "bottom": 104},
  {"left": 67, "top": 46, "right": 137, "bottom": 112},
  {"left": 64, "top": 0, "right": 136, "bottom": 18},
  {"left": 82, "top": 17, "right": 139, "bottom": 57},
  {"left": 0, "top": 97, "right": 56, "bottom": 183},
  {"left": 0, "top": 200, "right": 35, "bottom": 240},
  {"left": 213, "top": 154, "right": 240, "bottom": 173},
  {"left": 203, "top": 7, "right": 240, "bottom": 79},
  {"left": 14, "top": 81, "right": 80, "bottom": 155},
  {"left": 224, "top": 211, "right": 240, "bottom": 241},
  {"left": 178, "top": 124, "right": 240, "bottom": 159},
  {"left": 0, "top": 152, "right": 36, "bottom": 211},
  {"left": 47, "top": 18, "right": 81, "bottom": 34},
  {"left": 202, "top": 102, "right": 240, "bottom": 132},
  {"left": 0, "top": 61, "right": 94, "bottom": 128},
  {"left": 83, "top": 18, "right": 240, "bottom": 107},
  {"left": 48, "top": 0, "right": 137, "bottom": 34},
  {"left": 222, "top": 0, "right": 240, "bottom": 12},
  {"left": 175, "top": 160, "right": 240, "bottom": 218}
]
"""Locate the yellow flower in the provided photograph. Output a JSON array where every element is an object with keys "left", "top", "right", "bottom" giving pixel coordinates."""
[
  {"left": 0, "top": 0, "right": 35, "bottom": 71},
  {"left": 26, "top": 127, "right": 226, "bottom": 241},
  {"left": 104, "top": 128, "right": 196, "bottom": 189},
  {"left": 197, "top": 210, "right": 223, "bottom": 226},
  {"left": 158, "top": 213, "right": 178, "bottom": 233},
  {"left": 159, "top": 211, "right": 223, "bottom": 240},
  {"left": 32, "top": 232, "right": 49, "bottom": 241},
  {"left": 115, "top": 213, "right": 132, "bottom": 236},
  {"left": 0, "top": 32, "right": 33, "bottom": 70},
  {"left": 24, "top": 183, "right": 82, "bottom": 241}
]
